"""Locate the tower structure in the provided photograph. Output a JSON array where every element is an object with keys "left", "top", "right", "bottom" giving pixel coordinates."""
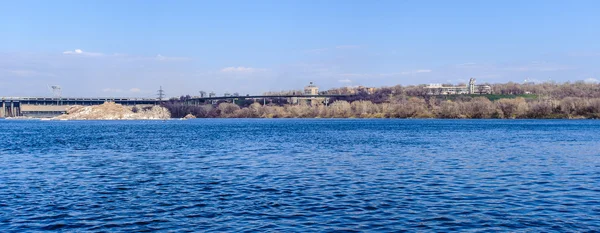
[
  {"left": 48, "top": 85, "right": 62, "bottom": 105},
  {"left": 157, "top": 86, "right": 165, "bottom": 101},
  {"left": 468, "top": 78, "right": 476, "bottom": 94},
  {"left": 304, "top": 82, "right": 319, "bottom": 95}
]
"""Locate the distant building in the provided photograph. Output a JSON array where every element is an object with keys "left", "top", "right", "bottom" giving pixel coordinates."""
[
  {"left": 327, "top": 85, "right": 377, "bottom": 95},
  {"left": 523, "top": 79, "right": 536, "bottom": 85},
  {"left": 304, "top": 82, "right": 319, "bottom": 95},
  {"left": 356, "top": 86, "right": 377, "bottom": 94},
  {"left": 426, "top": 78, "right": 492, "bottom": 95},
  {"left": 288, "top": 82, "right": 327, "bottom": 105}
]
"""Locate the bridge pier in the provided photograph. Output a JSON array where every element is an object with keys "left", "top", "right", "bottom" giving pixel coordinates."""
[
  {"left": 1, "top": 101, "right": 4, "bottom": 118},
  {"left": 10, "top": 102, "right": 14, "bottom": 117}
]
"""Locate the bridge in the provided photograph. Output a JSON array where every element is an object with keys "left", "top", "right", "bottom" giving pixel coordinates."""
[
  {"left": 1, "top": 97, "right": 164, "bottom": 118},
  {"left": 184, "top": 94, "right": 353, "bottom": 105},
  {"left": 1, "top": 94, "right": 355, "bottom": 118}
]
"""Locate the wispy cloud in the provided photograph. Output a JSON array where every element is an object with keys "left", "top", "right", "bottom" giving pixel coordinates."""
[
  {"left": 155, "top": 54, "right": 190, "bottom": 62},
  {"left": 221, "top": 66, "right": 267, "bottom": 73},
  {"left": 413, "top": 69, "right": 432, "bottom": 73},
  {"left": 7, "top": 69, "right": 56, "bottom": 77},
  {"left": 505, "top": 63, "right": 572, "bottom": 72},
  {"left": 337, "top": 69, "right": 432, "bottom": 78},
  {"left": 338, "top": 79, "right": 352, "bottom": 83},
  {"left": 102, "top": 88, "right": 123, "bottom": 93},
  {"left": 62, "top": 50, "right": 189, "bottom": 62},
  {"left": 335, "top": 45, "right": 360, "bottom": 49},
  {"left": 305, "top": 48, "right": 329, "bottom": 54},
  {"left": 305, "top": 45, "right": 360, "bottom": 54},
  {"left": 339, "top": 73, "right": 367, "bottom": 77},
  {"left": 566, "top": 51, "right": 600, "bottom": 57},
  {"left": 585, "top": 78, "right": 599, "bottom": 83},
  {"left": 336, "top": 69, "right": 433, "bottom": 79},
  {"left": 456, "top": 62, "right": 477, "bottom": 67},
  {"left": 62, "top": 49, "right": 103, "bottom": 57},
  {"left": 102, "top": 87, "right": 143, "bottom": 93},
  {"left": 380, "top": 69, "right": 432, "bottom": 76},
  {"left": 129, "top": 88, "right": 141, "bottom": 93}
]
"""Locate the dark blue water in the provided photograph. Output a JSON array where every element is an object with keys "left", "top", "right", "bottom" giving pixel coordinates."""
[{"left": 1, "top": 119, "right": 599, "bottom": 232}]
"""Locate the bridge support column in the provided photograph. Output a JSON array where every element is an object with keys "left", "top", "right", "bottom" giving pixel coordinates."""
[
  {"left": 10, "top": 102, "right": 14, "bottom": 117},
  {"left": 1, "top": 101, "right": 4, "bottom": 118}
]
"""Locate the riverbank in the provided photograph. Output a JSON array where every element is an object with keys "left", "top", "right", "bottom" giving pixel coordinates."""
[{"left": 163, "top": 97, "right": 600, "bottom": 119}]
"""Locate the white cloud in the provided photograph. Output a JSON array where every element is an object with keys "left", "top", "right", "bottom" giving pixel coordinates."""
[
  {"left": 584, "top": 78, "right": 599, "bottom": 84},
  {"left": 63, "top": 49, "right": 83, "bottom": 55},
  {"left": 221, "top": 66, "right": 267, "bottom": 73},
  {"left": 129, "top": 88, "right": 141, "bottom": 93},
  {"left": 338, "top": 79, "right": 352, "bottom": 83},
  {"left": 62, "top": 49, "right": 103, "bottom": 57}
]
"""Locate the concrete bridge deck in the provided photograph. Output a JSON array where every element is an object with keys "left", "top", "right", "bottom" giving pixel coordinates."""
[
  {"left": 185, "top": 94, "right": 353, "bottom": 105},
  {"left": 1, "top": 94, "right": 354, "bottom": 118},
  {"left": 1, "top": 97, "right": 164, "bottom": 118},
  {"left": 188, "top": 94, "right": 351, "bottom": 100}
]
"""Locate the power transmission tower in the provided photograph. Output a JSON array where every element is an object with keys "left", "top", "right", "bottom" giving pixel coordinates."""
[
  {"left": 48, "top": 85, "right": 62, "bottom": 104},
  {"left": 157, "top": 86, "right": 165, "bottom": 101}
]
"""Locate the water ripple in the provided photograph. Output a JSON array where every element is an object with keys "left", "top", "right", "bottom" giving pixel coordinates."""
[{"left": 1, "top": 119, "right": 599, "bottom": 232}]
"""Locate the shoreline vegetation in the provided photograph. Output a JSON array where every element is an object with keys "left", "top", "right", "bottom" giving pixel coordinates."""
[{"left": 165, "top": 81, "right": 600, "bottom": 119}]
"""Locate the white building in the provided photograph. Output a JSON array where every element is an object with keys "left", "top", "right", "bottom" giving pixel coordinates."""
[{"left": 425, "top": 78, "right": 492, "bottom": 95}]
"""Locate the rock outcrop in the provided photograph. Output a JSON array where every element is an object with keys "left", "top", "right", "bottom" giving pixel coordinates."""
[
  {"left": 183, "top": 113, "right": 196, "bottom": 119},
  {"left": 53, "top": 102, "right": 171, "bottom": 120}
]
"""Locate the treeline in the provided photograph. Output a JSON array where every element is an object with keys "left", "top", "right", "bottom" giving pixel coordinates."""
[
  {"left": 163, "top": 81, "right": 600, "bottom": 119},
  {"left": 164, "top": 96, "right": 600, "bottom": 119},
  {"left": 326, "top": 81, "right": 600, "bottom": 102}
]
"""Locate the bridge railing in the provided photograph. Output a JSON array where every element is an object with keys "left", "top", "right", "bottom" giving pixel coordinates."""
[{"left": 1, "top": 97, "right": 164, "bottom": 101}]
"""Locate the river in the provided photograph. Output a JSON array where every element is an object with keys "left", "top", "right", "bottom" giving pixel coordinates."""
[{"left": 1, "top": 119, "right": 599, "bottom": 231}]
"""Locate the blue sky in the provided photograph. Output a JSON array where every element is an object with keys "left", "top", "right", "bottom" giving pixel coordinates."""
[{"left": 1, "top": 0, "right": 599, "bottom": 97}]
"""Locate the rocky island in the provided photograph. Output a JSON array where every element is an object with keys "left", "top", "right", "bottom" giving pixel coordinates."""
[{"left": 53, "top": 102, "right": 170, "bottom": 120}]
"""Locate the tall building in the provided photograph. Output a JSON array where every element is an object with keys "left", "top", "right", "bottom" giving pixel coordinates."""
[{"left": 468, "top": 78, "right": 476, "bottom": 94}]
